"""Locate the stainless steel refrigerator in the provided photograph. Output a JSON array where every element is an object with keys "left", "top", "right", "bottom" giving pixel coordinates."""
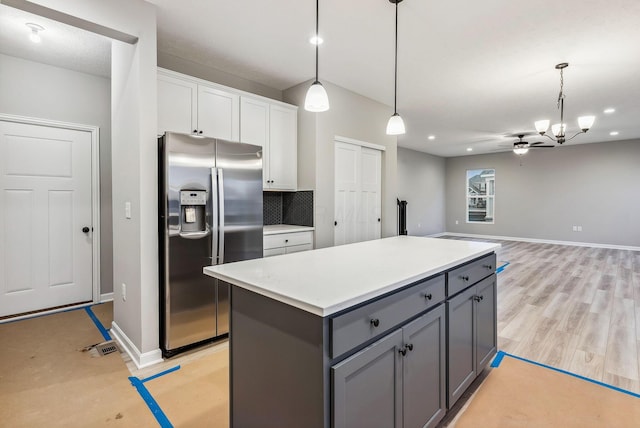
[{"left": 158, "top": 132, "right": 263, "bottom": 358}]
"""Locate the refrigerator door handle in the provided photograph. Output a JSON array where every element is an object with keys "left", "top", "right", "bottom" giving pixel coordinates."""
[
  {"left": 211, "top": 167, "right": 219, "bottom": 265},
  {"left": 218, "top": 168, "right": 225, "bottom": 264}
]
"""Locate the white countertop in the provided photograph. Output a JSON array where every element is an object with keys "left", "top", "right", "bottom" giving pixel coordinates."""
[
  {"left": 263, "top": 224, "right": 315, "bottom": 235},
  {"left": 204, "top": 236, "right": 500, "bottom": 317}
]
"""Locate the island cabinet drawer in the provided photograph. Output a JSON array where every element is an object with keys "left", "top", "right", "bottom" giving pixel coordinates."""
[
  {"left": 330, "top": 274, "right": 445, "bottom": 359},
  {"left": 447, "top": 253, "right": 496, "bottom": 296}
]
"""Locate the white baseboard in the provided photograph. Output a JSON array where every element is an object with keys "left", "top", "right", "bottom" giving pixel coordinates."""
[
  {"left": 427, "top": 232, "right": 447, "bottom": 238},
  {"left": 442, "top": 232, "right": 640, "bottom": 252},
  {"left": 99, "top": 292, "right": 114, "bottom": 303},
  {"left": 110, "top": 321, "right": 163, "bottom": 369}
]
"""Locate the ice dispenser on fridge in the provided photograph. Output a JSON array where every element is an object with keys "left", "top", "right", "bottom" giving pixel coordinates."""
[{"left": 180, "top": 190, "right": 207, "bottom": 234}]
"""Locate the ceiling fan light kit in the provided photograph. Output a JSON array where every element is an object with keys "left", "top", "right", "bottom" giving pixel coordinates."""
[
  {"left": 304, "top": 0, "right": 330, "bottom": 112},
  {"left": 386, "top": 0, "right": 406, "bottom": 136},
  {"left": 534, "top": 63, "right": 595, "bottom": 144}
]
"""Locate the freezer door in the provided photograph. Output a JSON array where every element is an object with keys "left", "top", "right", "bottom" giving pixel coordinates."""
[
  {"left": 162, "top": 133, "right": 218, "bottom": 352},
  {"left": 216, "top": 140, "right": 263, "bottom": 262}
]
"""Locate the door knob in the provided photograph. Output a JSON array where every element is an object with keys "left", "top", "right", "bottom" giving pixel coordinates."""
[{"left": 82, "top": 226, "right": 90, "bottom": 234}]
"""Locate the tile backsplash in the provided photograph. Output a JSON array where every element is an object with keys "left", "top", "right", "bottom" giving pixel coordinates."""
[{"left": 263, "top": 190, "right": 313, "bottom": 227}]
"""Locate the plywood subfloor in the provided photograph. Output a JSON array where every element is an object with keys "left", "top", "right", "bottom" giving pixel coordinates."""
[
  {"left": 0, "top": 303, "right": 229, "bottom": 427},
  {"left": 453, "top": 354, "right": 640, "bottom": 427}
]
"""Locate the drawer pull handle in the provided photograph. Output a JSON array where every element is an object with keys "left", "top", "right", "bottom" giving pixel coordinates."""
[
  {"left": 460, "top": 275, "right": 470, "bottom": 281},
  {"left": 483, "top": 264, "right": 493, "bottom": 270},
  {"left": 370, "top": 318, "right": 380, "bottom": 328},
  {"left": 424, "top": 293, "right": 433, "bottom": 301}
]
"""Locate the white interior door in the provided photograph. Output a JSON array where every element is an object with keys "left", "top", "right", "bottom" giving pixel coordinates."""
[
  {"left": 360, "top": 147, "right": 382, "bottom": 241},
  {"left": 334, "top": 142, "right": 360, "bottom": 246},
  {"left": 0, "top": 120, "right": 93, "bottom": 317}
]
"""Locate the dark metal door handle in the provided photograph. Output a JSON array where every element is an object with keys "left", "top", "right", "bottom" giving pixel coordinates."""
[
  {"left": 370, "top": 318, "right": 380, "bottom": 328},
  {"left": 82, "top": 227, "right": 90, "bottom": 234}
]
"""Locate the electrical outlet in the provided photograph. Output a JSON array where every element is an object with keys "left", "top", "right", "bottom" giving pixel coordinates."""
[
  {"left": 577, "top": 226, "right": 582, "bottom": 232},
  {"left": 572, "top": 226, "right": 577, "bottom": 232},
  {"left": 121, "top": 283, "right": 126, "bottom": 301}
]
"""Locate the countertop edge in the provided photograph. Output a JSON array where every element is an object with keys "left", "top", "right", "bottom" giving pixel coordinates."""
[{"left": 204, "top": 244, "right": 499, "bottom": 317}]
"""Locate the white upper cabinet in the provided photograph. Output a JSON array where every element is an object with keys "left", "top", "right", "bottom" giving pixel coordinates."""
[
  {"left": 157, "top": 69, "right": 239, "bottom": 140},
  {"left": 240, "top": 97, "right": 269, "bottom": 148},
  {"left": 158, "top": 73, "right": 197, "bottom": 136},
  {"left": 198, "top": 85, "right": 239, "bottom": 141},
  {"left": 267, "top": 104, "right": 297, "bottom": 191},
  {"left": 158, "top": 68, "right": 298, "bottom": 190},
  {"left": 240, "top": 96, "right": 297, "bottom": 191}
]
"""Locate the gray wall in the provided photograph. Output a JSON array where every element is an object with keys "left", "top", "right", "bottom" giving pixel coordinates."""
[
  {"left": 284, "top": 80, "right": 398, "bottom": 249},
  {"left": 445, "top": 139, "right": 640, "bottom": 247},
  {"left": 0, "top": 53, "right": 114, "bottom": 296},
  {"left": 158, "top": 51, "right": 283, "bottom": 101},
  {"left": 397, "top": 147, "right": 446, "bottom": 236}
]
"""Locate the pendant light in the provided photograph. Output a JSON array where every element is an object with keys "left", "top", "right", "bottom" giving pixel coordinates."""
[
  {"left": 386, "top": 0, "right": 405, "bottom": 135},
  {"left": 304, "top": 0, "right": 330, "bottom": 112}
]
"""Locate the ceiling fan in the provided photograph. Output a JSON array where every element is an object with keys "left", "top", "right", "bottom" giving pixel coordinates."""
[{"left": 510, "top": 134, "right": 555, "bottom": 155}]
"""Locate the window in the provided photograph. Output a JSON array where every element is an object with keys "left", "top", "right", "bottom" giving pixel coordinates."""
[{"left": 466, "top": 169, "right": 495, "bottom": 224}]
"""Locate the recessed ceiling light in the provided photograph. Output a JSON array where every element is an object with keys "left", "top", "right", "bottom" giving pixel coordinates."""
[
  {"left": 427, "top": 135, "right": 435, "bottom": 140},
  {"left": 26, "top": 23, "right": 44, "bottom": 44},
  {"left": 609, "top": 131, "right": 619, "bottom": 136},
  {"left": 466, "top": 148, "right": 473, "bottom": 152},
  {"left": 603, "top": 108, "right": 615, "bottom": 114},
  {"left": 309, "top": 35, "right": 323, "bottom": 45}
]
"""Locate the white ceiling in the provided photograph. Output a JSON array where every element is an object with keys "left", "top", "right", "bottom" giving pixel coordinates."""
[{"left": 2, "top": 0, "right": 640, "bottom": 157}]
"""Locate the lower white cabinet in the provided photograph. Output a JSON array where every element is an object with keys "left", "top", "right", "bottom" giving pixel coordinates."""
[
  {"left": 263, "top": 231, "right": 313, "bottom": 257},
  {"left": 332, "top": 305, "right": 446, "bottom": 428}
]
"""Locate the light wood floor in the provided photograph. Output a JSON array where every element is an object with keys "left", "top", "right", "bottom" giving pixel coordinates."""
[{"left": 444, "top": 236, "right": 640, "bottom": 394}]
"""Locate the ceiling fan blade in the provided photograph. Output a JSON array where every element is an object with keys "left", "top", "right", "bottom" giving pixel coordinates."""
[
  {"left": 530, "top": 145, "right": 555, "bottom": 148},
  {"left": 530, "top": 141, "right": 552, "bottom": 146}
]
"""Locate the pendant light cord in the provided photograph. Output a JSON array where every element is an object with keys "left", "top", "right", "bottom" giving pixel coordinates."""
[
  {"left": 315, "top": 0, "right": 319, "bottom": 82},
  {"left": 393, "top": 0, "right": 398, "bottom": 114}
]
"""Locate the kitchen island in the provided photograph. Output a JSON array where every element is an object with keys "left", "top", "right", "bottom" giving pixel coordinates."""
[{"left": 204, "top": 236, "right": 500, "bottom": 428}]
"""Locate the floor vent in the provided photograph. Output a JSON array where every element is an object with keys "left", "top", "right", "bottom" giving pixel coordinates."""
[{"left": 95, "top": 340, "right": 119, "bottom": 356}]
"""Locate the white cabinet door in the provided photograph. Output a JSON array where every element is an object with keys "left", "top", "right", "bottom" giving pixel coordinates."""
[
  {"left": 360, "top": 147, "right": 381, "bottom": 241},
  {"left": 268, "top": 104, "right": 297, "bottom": 190},
  {"left": 334, "top": 141, "right": 382, "bottom": 246},
  {"left": 334, "top": 142, "right": 360, "bottom": 246},
  {"left": 158, "top": 73, "right": 197, "bottom": 136},
  {"left": 240, "top": 97, "right": 269, "bottom": 147},
  {"left": 198, "top": 85, "right": 240, "bottom": 141}
]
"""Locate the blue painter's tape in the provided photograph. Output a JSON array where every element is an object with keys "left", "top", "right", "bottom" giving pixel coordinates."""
[
  {"left": 142, "top": 365, "right": 181, "bottom": 384},
  {"left": 491, "top": 350, "right": 506, "bottom": 368},
  {"left": 84, "top": 306, "right": 111, "bottom": 341},
  {"left": 502, "top": 352, "right": 640, "bottom": 399},
  {"left": 129, "top": 376, "right": 174, "bottom": 428},
  {"left": 496, "top": 261, "right": 510, "bottom": 274}
]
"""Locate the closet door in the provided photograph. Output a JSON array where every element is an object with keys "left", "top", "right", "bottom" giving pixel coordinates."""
[{"left": 334, "top": 141, "right": 382, "bottom": 246}]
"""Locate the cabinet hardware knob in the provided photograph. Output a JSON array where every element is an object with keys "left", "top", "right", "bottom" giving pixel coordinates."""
[
  {"left": 424, "top": 293, "right": 433, "bottom": 301},
  {"left": 399, "top": 347, "right": 407, "bottom": 356},
  {"left": 461, "top": 275, "right": 469, "bottom": 281},
  {"left": 378, "top": 218, "right": 381, "bottom": 222},
  {"left": 473, "top": 295, "right": 484, "bottom": 302},
  {"left": 82, "top": 226, "right": 90, "bottom": 234},
  {"left": 193, "top": 129, "right": 198, "bottom": 133},
  {"left": 334, "top": 221, "right": 338, "bottom": 226},
  {"left": 483, "top": 264, "right": 493, "bottom": 270},
  {"left": 405, "top": 343, "right": 413, "bottom": 352},
  {"left": 198, "top": 130, "right": 203, "bottom": 134},
  {"left": 479, "top": 295, "right": 484, "bottom": 301},
  {"left": 370, "top": 318, "right": 380, "bottom": 328},
  {"left": 285, "top": 239, "right": 289, "bottom": 243}
]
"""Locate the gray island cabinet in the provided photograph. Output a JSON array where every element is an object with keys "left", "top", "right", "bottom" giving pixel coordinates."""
[{"left": 204, "top": 236, "right": 500, "bottom": 428}]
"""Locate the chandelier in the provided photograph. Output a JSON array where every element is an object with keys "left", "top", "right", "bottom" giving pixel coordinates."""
[{"left": 534, "top": 63, "right": 594, "bottom": 144}]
